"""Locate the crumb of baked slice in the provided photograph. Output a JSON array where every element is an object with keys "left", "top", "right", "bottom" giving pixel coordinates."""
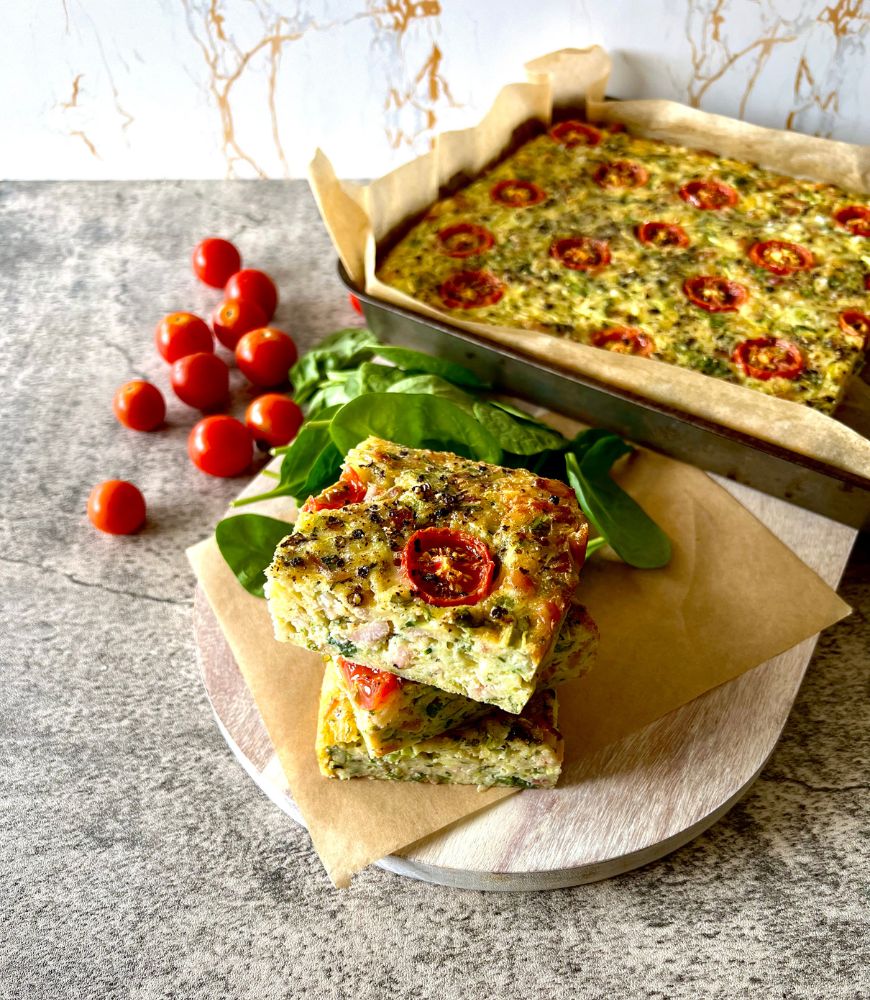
[
  {"left": 316, "top": 659, "right": 564, "bottom": 789},
  {"left": 265, "top": 436, "right": 589, "bottom": 714}
]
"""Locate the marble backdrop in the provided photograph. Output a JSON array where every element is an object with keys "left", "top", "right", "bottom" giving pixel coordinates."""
[{"left": 4, "top": 0, "right": 868, "bottom": 179}]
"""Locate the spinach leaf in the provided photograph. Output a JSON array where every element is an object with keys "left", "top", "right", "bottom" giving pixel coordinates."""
[
  {"left": 215, "top": 513, "right": 293, "bottom": 598},
  {"left": 329, "top": 393, "right": 502, "bottom": 464},
  {"left": 565, "top": 444, "right": 671, "bottom": 569},
  {"left": 374, "top": 345, "right": 489, "bottom": 388},
  {"left": 487, "top": 398, "right": 557, "bottom": 431},
  {"left": 472, "top": 401, "right": 566, "bottom": 455},
  {"left": 296, "top": 441, "right": 344, "bottom": 501},
  {"left": 387, "top": 373, "right": 477, "bottom": 410},
  {"left": 290, "top": 328, "right": 378, "bottom": 403}
]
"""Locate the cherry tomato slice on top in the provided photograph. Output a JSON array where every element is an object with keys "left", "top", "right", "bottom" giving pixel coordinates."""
[
  {"left": 402, "top": 527, "right": 495, "bottom": 607},
  {"left": 302, "top": 470, "right": 367, "bottom": 513},
  {"left": 438, "top": 270, "right": 505, "bottom": 310},
  {"left": 490, "top": 179, "right": 547, "bottom": 207},
  {"left": 245, "top": 394, "right": 304, "bottom": 449},
  {"left": 636, "top": 222, "right": 690, "bottom": 248},
  {"left": 732, "top": 338, "right": 804, "bottom": 381},
  {"left": 155, "top": 312, "right": 214, "bottom": 363},
  {"left": 225, "top": 269, "right": 279, "bottom": 320},
  {"left": 833, "top": 205, "right": 870, "bottom": 237},
  {"left": 437, "top": 223, "right": 495, "bottom": 258},
  {"left": 839, "top": 310, "right": 870, "bottom": 345},
  {"left": 112, "top": 380, "right": 166, "bottom": 432},
  {"left": 549, "top": 120, "right": 602, "bottom": 148},
  {"left": 550, "top": 236, "right": 611, "bottom": 270},
  {"left": 593, "top": 160, "right": 649, "bottom": 189},
  {"left": 591, "top": 327, "right": 655, "bottom": 357},
  {"left": 748, "top": 240, "right": 814, "bottom": 275},
  {"left": 192, "top": 238, "right": 241, "bottom": 288},
  {"left": 683, "top": 275, "right": 749, "bottom": 312},
  {"left": 679, "top": 179, "right": 739, "bottom": 210},
  {"left": 337, "top": 657, "right": 402, "bottom": 711},
  {"left": 87, "top": 480, "right": 146, "bottom": 535}
]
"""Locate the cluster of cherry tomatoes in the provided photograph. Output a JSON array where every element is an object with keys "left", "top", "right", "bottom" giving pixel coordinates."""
[{"left": 88, "top": 237, "right": 305, "bottom": 535}]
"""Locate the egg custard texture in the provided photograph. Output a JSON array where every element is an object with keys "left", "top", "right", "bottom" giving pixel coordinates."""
[
  {"left": 377, "top": 122, "right": 870, "bottom": 413},
  {"left": 335, "top": 601, "right": 598, "bottom": 757},
  {"left": 316, "top": 659, "right": 565, "bottom": 789},
  {"left": 265, "top": 437, "right": 589, "bottom": 714}
]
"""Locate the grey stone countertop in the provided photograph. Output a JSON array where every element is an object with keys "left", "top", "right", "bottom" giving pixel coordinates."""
[{"left": 1, "top": 180, "right": 867, "bottom": 1000}]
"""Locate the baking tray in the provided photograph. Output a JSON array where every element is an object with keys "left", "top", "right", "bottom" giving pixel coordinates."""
[{"left": 339, "top": 261, "right": 870, "bottom": 530}]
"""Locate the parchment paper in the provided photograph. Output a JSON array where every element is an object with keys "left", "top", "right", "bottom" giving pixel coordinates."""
[
  {"left": 187, "top": 436, "right": 849, "bottom": 888},
  {"left": 308, "top": 46, "right": 870, "bottom": 480}
]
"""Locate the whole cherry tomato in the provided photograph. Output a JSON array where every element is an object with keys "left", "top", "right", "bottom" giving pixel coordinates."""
[
  {"left": 234, "top": 327, "right": 298, "bottom": 387},
  {"left": 170, "top": 352, "right": 229, "bottom": 410},
  {"left": 211, "top": 297, "right": 268, "bottom": 350},
  {"left": 188, "top": 415, "right": 253, "bottom": 477},
  {"left": 87, "top": 480, "right": 146, "bottom": 535},
  {"left": 244, "top": 394, "right": 304, "bottom": 448},
  {"left": 155, "top": 312, "right": 213, "bottom": 363},
  {"left": 225, "top": 269, "right": 278, "bottom": 320},
  {"left": 112, "top": 380, "right": 166, "bottom": 431},
  {"left": 192, "top": 238, "right": 242, "bottom": 288}
]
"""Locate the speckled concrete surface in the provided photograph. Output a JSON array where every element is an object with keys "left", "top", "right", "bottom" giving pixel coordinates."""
[{"left": 1, "top": 181, "right": 867, "bottom": 1000}]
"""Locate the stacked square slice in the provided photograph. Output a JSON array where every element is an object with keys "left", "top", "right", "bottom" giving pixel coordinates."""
[{"left": 265, "top": 436, "right": 597, "bottom": 789}]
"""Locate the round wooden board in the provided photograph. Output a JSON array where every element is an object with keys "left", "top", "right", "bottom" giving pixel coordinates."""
[{"left": 195, "top": 480, "right": 855, "bottom": 891}]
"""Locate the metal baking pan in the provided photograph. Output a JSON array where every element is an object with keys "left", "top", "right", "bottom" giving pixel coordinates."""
[{"left": 339, "top": 262, "right": 870, "bottom": 529}]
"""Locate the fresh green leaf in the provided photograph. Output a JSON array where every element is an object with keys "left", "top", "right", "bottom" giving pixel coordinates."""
[
  {"left": 387, "top": 373, "right": 477, "bottom": 410},
  {"left": 472, "top": 401, "right": 565, "bottom": 454},
  {"left": 565, "top": 446, "right": 671, "bottom": 569},
  {"left": 329, "top": 393, "right": 502, "bottom": 463},
  {"left": 290, "top": 328, "right": 378, "bottom": 403},
  {"left": 215, "top": 513, "right": 293, "bottom": 598},
  {"left": 374, "top": 345, "right": 489, "bottom": 388},
  {"left": 354, "top": 362, "right": 409, "bottom": 395},
  {"left": 487, "top": 398, "right": 557, "bottom": 431},
  {"left": 296, "top": 442, "right": 344, "bottom": 501}
]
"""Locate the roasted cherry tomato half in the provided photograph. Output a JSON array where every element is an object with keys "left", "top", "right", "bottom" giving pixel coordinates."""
[
  {"left": 732, "top": 338, "right": 804, "bottom": 381},
  {"left": 211, "top": 297, "right": 268, "bottom": 350},
  {"left": 839, "top": 310, "right": 870, "bottom": 345},
  {"left": 187, "top": 415, "right": 253, "bottom": 477},
  {"left": 154, "top": 312, "right": 213, "bottom": 363},
  {"left": 490, "top": 179, "right": 547, "bottom": 207},
  {"left": 438, "top": 270, "right": 505, "bottom": 310},
  {"left": 244, "top": 394, "right": 304, "bottom": 449},
  {"left": 87, "top": 480, "right": 146, "bottom": 535},
  {"left": 636, "top": 222, "right": 690, "bottom": 249},
  {"left": 591, "top": 327, "right": 655, "bottom": 357},
  {"left": 402, "top": 527, "right": 496, "bottom": 607},
  {"left": 302, "top": 470, "right": 367, "bottom": 513},
  {"left": 170, "top": 352, "right": 230, "bottom": 410},
  {"left": 192, "top": 238, "right": 241, "bottom": 288},
  {"left": 550, "top": 236, "right": 611, "bottom": 270},
  {"left": 112, "top": 380, "right": 166, "bottom": 432},
  {"left": 683, "top": 275, "right": 749, "bottom": 312},
  {"left": 234, "top": 327, "right": 298, "bottom": 387},
  {"left": 349, "top": 293, "right": 363, "bottom": 314},
  {"left": 679, "top": 179, "right": 739, "bottom": 210},
  {"left": 549, "top": 120, "right": 602, "bottom": 148},
  {"left": 337, "top": 657, "right": 402, "bottom": 711},
  {"left": 748, "top": 240, "right": 814, "bottom": 275},
  {"left": 833, "top": 205, "right": 870, "bottom": 237},
  {"left": 437, "top": 223, "right": 495, "bottom": 258},
  {"left": 592, "top": 160, "right": 649, "bottom": 189},
  {"left": 224, "top": 269, "right": 278, "bottom": 320}
]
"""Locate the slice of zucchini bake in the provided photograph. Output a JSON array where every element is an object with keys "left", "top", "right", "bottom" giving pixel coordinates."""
[
  {"left": 335, "top": 601, "right": 598, "bottom": 756},
  {"left": 317, "top": 658, "right": 565, "bottom": 789},
  {"left": 265, "top": 437, "right": 589, "bottom": 714}
]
